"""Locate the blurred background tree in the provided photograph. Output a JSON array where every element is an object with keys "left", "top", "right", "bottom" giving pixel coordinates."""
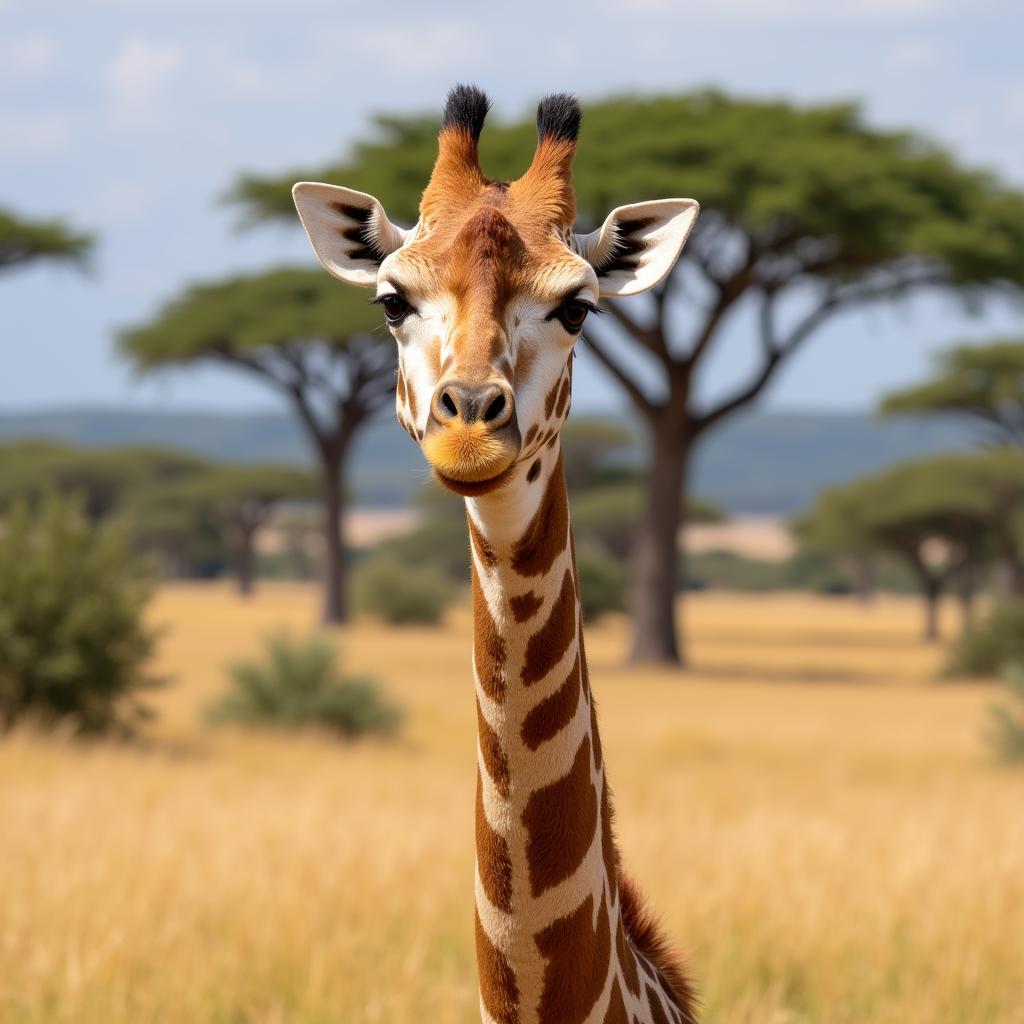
[
  {"left": 0, "top": 205, "right": 93, "bottom": 275},
  {"left": 0, "top": 492, "right": 161, "bottom": 736},
  {"left": 881, "top": 339, "right": 1024, "bottom": 446},
  {"left": 230, "top": 91, "right": 1024, "bottom": 667},
  {"left": 121, "top": 269, "right": 396, "bottom": 625}
]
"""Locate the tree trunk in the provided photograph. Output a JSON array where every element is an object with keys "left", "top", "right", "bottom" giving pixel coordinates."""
[
  {"left": 320, "top": 456, "right": 348, "bottom": 625},
  {"left": 629, "top": 418, "right": 688, "bottom": 667},
  {"left": 923, "top": 580, "right": 942, "bottom": 643},
  {"left": 236, "top": 523, "right": 256, "bottom": 598},
  {"left": 957, "top": 561, "right": 977, "bottom": 634},
  {"left": 851, "top": 556, "right": 875, "bottom": 604}
]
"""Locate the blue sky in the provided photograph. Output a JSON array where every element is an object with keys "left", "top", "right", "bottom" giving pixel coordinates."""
[{"left": 1, "top": 0, "right": 1022, "bottom": 414}]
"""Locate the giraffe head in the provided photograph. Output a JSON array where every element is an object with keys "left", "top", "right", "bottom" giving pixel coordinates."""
[{"left": 294, "top": 85, "right": 698, "bottom": 496}]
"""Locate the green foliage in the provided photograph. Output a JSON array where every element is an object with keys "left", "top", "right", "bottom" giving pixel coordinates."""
[
  {"left": 353, "top": 552, "right": 455, "bottom": 625},
  {"left": 120, "top": 267, "right": 387, "bottom": 370},
  {"left": 229, "top": 92, "right": 1024, "bottom": 290},
  {"left": 561, "top": 418, "right": 636, "bottom": 493},
  {"left": 576, "top": 548, "right": 627, "bottom": 621},
  {"left": 0, "top": 205, "right": 93, "bottom": 272},
  {"left": 0, "top": 493, "right": 161, "bottom": 736},
  {"left": 208, "top": 633, "right": 401, "bottom": 740},
  {"left": 0, "top": 440, "right": 207, "bottom": 520},
  {"left": 987, "top": 663, "right": 1024, "bottom": 763},
  {"left": 946, "top": 601, "right": 1024, "bottom": 678},
  {"left": 881, "top": 338, "right": 1024, "bottom": 445}
]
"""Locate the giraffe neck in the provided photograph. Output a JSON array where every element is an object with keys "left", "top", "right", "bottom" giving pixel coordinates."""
[{"left": 466, "top": 446, "right": 688, "bottom": 1024}]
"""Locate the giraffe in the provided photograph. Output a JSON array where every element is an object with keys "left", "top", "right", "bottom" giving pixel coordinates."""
[{"left": 293, "top": 85, "right": 700, "bottom": 1024}]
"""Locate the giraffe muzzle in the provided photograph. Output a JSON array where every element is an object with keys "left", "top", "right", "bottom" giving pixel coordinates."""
[{"left": 422, "top": 379, "right": 522, "bottom": 492}]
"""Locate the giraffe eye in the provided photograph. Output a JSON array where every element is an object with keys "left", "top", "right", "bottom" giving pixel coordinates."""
[
  {"left": 552, "top": 298, "right": 596, "bottom": 334},
  {"left": 377, "top": 293, "right": 412, "bottom": 326}
]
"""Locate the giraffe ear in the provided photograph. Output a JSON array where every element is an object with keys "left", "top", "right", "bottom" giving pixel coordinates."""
[
  {"left": 578, "top": 199, "right": 699, "bottom": 298},
  {"left": 292, "top": 182, "right": 411, "bottom": 288}
]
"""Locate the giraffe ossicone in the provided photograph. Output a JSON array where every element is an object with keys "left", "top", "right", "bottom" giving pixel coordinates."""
[{"left": 295, "top": 84, "right": 700, "bottom": 1024}]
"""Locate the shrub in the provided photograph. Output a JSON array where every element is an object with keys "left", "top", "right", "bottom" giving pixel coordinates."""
[
  {"left": 0, "top": 493, "right": 162, "bottom": 736},
  {"left": 577, "top": 548, "right": 627, "bottom": 621},
  {"left": 208, "top": 632, "right": 402, "bottom": 740},
  {"left": 946, "top": 601, "right": 1024, "bottom": 677},
  {"left": 353, "top": 552, "right": 455, "bottom": 625},
  {"left": 986, "top": 664, "right": 1024, "bottom": 764}
]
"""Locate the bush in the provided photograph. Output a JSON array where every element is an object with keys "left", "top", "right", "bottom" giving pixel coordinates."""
[
  {"left": 987, "top": 664, "right": 1024, "bottom": 764},
  {"left": 0, "top": 493, "right": 161, "bottom": 736},
  {"left": 208, "top": 632, "right": 402, "bottom": 740},
  {"left": 577, "top": 548, "right": 627, "bottom": 621},
  {"left": 353, "top": 552, "right": 455, "bottom": 625},
  {"left": 946, "top": 601, "right": 1024, "bottom": 677}
]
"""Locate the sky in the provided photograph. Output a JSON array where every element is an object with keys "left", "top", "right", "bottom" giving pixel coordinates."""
[{"left": 1, "top": 0, "right": 1022, "bottom": 416}]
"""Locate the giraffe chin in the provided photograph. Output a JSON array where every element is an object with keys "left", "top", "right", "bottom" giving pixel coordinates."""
[{"left": 431, "top": 461, "right": 517, "bottom": 497}]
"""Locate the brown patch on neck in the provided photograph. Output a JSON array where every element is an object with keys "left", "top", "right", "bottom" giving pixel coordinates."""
[
  {"left": 521, "top": 569, "right": 576, "bottom": 687},
  {"left": 472, "top": 564, "right": 507, "bottom": 702},
  {"left": 535, "top": 889, "right": 610, "bottom": 1024},
  {"left": 511, "top": 453, "right": 569, "bottom": 578},
  {"left": 522, "top": 733, "right": 598, "bottom": 898},
  {"left": 476, "top": 769, "right": 513, "bottom": 913},
  {"left": 510, "top": 590, "right": 542, "bottom": 622},
  {"left": 477, "top": 698, "right": 509, "bottom": 797},
  {"left": 603, "top": 977, "right": 630, "bottom": 1024},
  {"left": 468, "top": 513, "right": 497, "bottom": 568},
  {"left": 475, "top": 908, "right": 520, "bottom": 1024},
  {"left": 520, "top": 650, "right": 581, "bottom": 751}
]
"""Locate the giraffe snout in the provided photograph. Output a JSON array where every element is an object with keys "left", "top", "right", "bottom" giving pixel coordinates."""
[{"left": 430, "top": 380, "right": 515, "bottom": 432}]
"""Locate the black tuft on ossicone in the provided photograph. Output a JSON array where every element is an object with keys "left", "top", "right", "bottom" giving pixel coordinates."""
[
  {"left": 441, "top": 83, "right": 491, "bottom": 141},
  {"left": 536, "top": 93, "right": 582, "bottom": 143}
]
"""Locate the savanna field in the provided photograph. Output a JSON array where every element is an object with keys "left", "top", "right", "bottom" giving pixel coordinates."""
[{"left": 2, "top": 585, "right": 1022, "bottom": 1024}]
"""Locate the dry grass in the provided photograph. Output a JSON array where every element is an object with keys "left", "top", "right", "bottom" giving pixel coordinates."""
[{"left": 2, "top": 585, "right": 1021, "bottom": 1024}]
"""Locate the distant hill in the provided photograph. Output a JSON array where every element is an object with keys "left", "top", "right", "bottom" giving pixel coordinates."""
[{"left": 0, "top": 406, "right": 971, "bottom": 514}]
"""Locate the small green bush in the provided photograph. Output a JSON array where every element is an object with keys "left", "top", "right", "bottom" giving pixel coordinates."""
[
  {"left": 0, "top": 492, "right": 162, "bottom": 736},
  {"left": 577, "top": 548, "right": 627, "bottom": 621},
  {"left": 353, "top": 552, "right": 455, "bottom": 625},
  {"left": 946, "top": 601, "right": 1024, "bottom": 677},
  {"left": 986, "top": 664, "right": 1024, "bottom": 763},
  {"left": 208, "top": 633, "right": 402, "bottom": 740}
]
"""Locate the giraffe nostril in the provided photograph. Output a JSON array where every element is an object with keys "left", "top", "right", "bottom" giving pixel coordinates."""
[
  {"left": 440, "top": 390, "right": 459, "bottom": 418},
  {"left": 483, "top": 393, "right": 506, "bottom": 423}
]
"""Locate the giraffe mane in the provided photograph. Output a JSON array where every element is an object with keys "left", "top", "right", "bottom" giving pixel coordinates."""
[{"left": 618, "top": 873, "right": 700, "bottom": 1023}]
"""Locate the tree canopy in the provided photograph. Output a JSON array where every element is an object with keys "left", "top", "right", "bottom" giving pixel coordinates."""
[
  {"left": 0, "top": 205, "right": 93, "bottom": 272},
  {"left": 121, "top": 266, "right": 397, "bottom": 623},
  {"left": 881, "top": 339, "right": 1024, "bottom": 446},
  {"left": 229, "top": 89, "right": 1024, "bottom": 665}
]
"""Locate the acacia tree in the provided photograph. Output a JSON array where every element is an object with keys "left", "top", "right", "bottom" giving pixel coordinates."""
[
  {"left": 153, "top": 465, "right": 316, "bottom": 596},
  {"left": 230, "top": 90, "right": 1024, "bottom": 665},
  {"left": 120, "top": 269, "right": 395, "bottom": 623},
  {"left": 881, "top": 339, "right": 1024, "bottom": 446},
  {"left": 797, "top": 457, "right": 994, "bottom": 641},
  {"left": 0, "top": 206, "right": 92, "bottom": 273}
]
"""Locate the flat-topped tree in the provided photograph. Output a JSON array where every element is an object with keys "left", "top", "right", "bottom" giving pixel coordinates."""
[
  {"left": 147, "top": 464, "right": 317, "bottom": 596},
  {"left": 797, "top": 454, "right": 1024, "bottom": 639},
  {"left": 120, "top": 268, "right": 395, "bottom": 623},
  {"left": 229, "top": 90, "right": 1024, "bottom": 667},
  {"left": 0, "top": 205, "right": 93, "bottom": 273},
  {"left": 881, "top": 339, "right": 1024, "bottom": 447}
]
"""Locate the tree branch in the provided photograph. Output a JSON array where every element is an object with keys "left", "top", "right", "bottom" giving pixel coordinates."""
[{"left": 583, "top": 325, "right": 658, "bottom": 420}]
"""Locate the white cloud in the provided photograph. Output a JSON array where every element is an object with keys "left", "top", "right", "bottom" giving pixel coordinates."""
[
  {"left": 0, "top": 112, "right": 71, "bottom": 156},
  {"left": 0, "top": 35, "right": 58, "bottom": 80},
  {"left": 106, "top": 37, "right": 183, "bottom": 128}
]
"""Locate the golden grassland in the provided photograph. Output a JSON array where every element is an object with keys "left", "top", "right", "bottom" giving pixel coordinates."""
[{"left": 2, "top": 585, "right": 1022, "bottom": 1024}]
